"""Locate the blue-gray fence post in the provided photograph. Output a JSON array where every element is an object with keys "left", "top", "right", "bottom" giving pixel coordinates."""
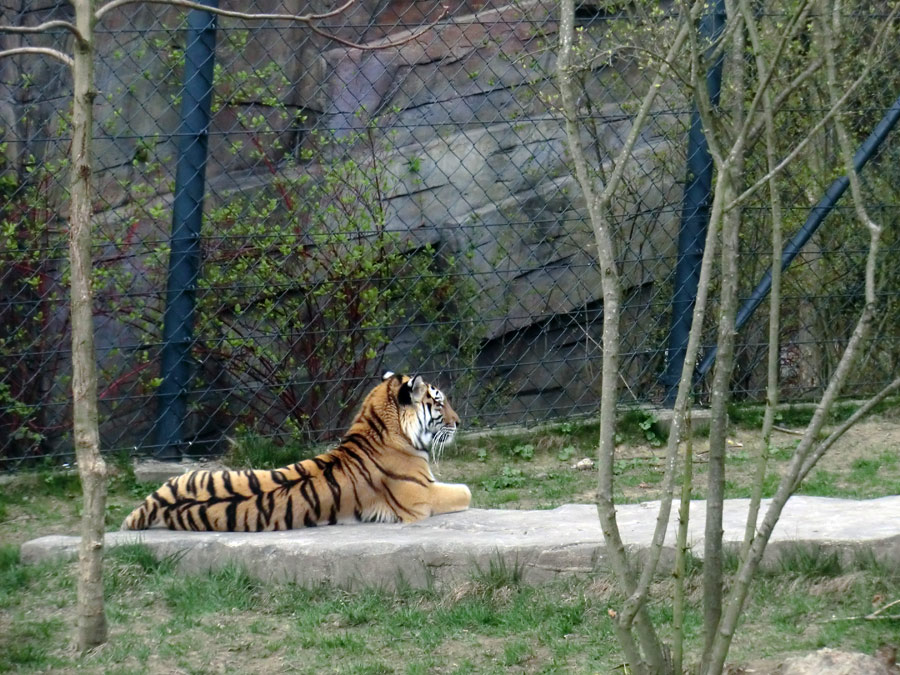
[
  {"left": 695, "top": 91, "right": 900, "bottom": 380},
  {"left": 661, "top": 0, "right": 726, "bottom": 406},
  {"left": 154, "top": 0, "right": 219, "bottom": 459}
]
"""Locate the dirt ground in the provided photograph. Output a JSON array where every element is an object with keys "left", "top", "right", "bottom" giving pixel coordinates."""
[
  {"left": 613, "top": 412, "right": 900, "bottom": 501},
  {"left": 620, "top": 411, "right": 900, "bottom": 464}
]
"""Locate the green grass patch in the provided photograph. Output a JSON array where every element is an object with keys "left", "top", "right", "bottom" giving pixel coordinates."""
[
  {"left": 163, "top": 563, "right": 262, "bottom": 615},
  {"left": 471, "top": 554, "right": 526, "bottom": 590},
  {"left": 0, "top": 544, "right": 896, "bottom": 673},
  {"left": 728, "top": 396, "right": 900, "bottom": 430},
  {"left": 618, "top": 408, "right": 668, "bottom": 447},
  {"left": 223, "top": 434, "right": 319, "bottom": 470},
  {"left": 771, "top": 543, "right": 845, "bottom": 578}
]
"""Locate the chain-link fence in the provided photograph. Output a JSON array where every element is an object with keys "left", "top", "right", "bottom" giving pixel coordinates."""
[{"left": 2, "top": 1, "right": 899, "bottom": 469}]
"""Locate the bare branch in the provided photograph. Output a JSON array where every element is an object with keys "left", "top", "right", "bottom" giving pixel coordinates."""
[
  {"left": 96, "top": 0, "right": 357, "bottom": 22},
  {"left": 737, "top": 0, "right": 784, "bottom": 567},
  {"left": 744, "top": 57, "right": 825, "bottom": 153},
  {"left": 558, "top": 4, "right": 641, "bottom": 667},
  {"left": 726, "top": 0, "right": 813, "bottom": 166},
  {"left": 0, "top": 46, "right": 74, "bottom": 68},
  {"left": 728, "top": 2, "right": 900, "bottom": 211},
  {"left": 95, "top": 0, "right": 449, "bottom": 51},
  {"left": 672, "top": 413, "right": 695, "bottom": 674},
  {"left": 560, "top": 3, "right": 704, "bottom": 671},
  {"left": 823, "top": 2, "right": 882, "bottom": 238},
  {"left": 786, "top": 5, "right": 892, "bottom": 483},
  {"left": 704, "top": 4, "right": 892, "bottom": 669},
  {"left": 619, "top": 1, "right": 726, "bottom": 636},
  {"left": 597, "top": 18, "right": 695, "bottom": 213},
  {"left": 305, "top": 6, "right": 449, "bottom": 51},
  {"left": 682, "top": 0, "right": 728, "bottom": 165},
  {"left": 869, "top": 598, "right": 900, "bottom": 619},
  {"left": 795, "top": 376, "right": 900, "bottom": 488},
  {"left": 694, "top": 0, "right": 813, "bottom": 170},
  {"left": 772, "top": 425, "right": 804, "bottom": 436},
  {"left": 728, "top": 76, "right": 859, "bottom": 211},
  {"left": 707, "top": 294, "right": 880, "bottom": 675},
  {"left": 700, "top": 1, "right": 745, "bottom": 659},
  {"left": 0, "top": 20, "right": 86, "bottom": 44}
]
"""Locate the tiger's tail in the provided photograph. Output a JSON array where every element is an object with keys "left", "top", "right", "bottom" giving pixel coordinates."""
[
  {"left": 121, "top": 494, "right": 158, "bottom": 530},
  {"left": 120, "top": 479, "right": 179, "bottom": 530}
]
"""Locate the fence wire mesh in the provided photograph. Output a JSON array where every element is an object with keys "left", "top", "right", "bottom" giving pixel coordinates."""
[{"left": 1, "top": 1, "right": 898, "bottom": 468}]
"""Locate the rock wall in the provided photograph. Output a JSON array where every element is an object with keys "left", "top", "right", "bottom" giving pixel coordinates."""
[
  {"left": 317, "top": 0, "right": 685, "bottom": 423},
  {"left": 1, "top": 0, "right": 687, "bottom": 451}
]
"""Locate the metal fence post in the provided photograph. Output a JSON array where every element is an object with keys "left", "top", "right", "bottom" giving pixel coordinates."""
[
  {"left": 661, "top": 0, "right": 726, "bottom": 406},
  {"left": 154, "top": 0, "right": 219, "bottom": 460}
]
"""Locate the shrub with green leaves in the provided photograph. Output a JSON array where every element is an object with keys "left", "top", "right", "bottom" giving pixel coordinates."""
[
  {"left": 193, "top": 129, "right": 473, "bottom": 440},
  {"left": 2, "top": 36, "right": 482, "bottom": 460},
  {"left": 0, "top": 149, "right": 71, "bottom": 465}
]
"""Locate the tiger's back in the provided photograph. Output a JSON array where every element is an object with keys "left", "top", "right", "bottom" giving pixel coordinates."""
[{"left": 121, "top": 373, "right": 471, "bottom": 531}]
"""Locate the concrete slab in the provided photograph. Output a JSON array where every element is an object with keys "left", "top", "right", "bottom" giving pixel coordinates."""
[
  {"left": 647, "top": 406, "right": 713, "bottom": 436},
  {"left": 20, "top": 496, "right": 900, "bottom": 589},
  {"left": 132, "top": 458, "right": 227, "bottom": 485}
]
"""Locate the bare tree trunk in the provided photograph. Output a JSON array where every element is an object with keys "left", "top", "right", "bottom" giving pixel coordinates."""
[
  {"left": 738, "top": 0, "right": 793, "bottom": 562},
  {"left": 557, "top": 3, "right": 702, "bottom": 670},
  {"left": 671, "top": 414, "right": 694, "bottom": 674},
  {"left": 701, "top": 4, "right": 893, "bottom": 671},
  {"left": 556, "top": 6, "right": 644, "bottom": 669},
  {"left": 704, "top": 289, "right": 879, "bottom": 674},
  {"left": 701, "top": 3, "right": 745, "bottom": 659},
  {"left": 700, "top": 170, "right": 738, "bottom": 658},
  {"left": 70, "top": 0, "right": 108, "bottom": 651}
]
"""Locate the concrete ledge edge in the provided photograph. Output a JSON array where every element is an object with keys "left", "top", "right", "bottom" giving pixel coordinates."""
[{"left": 20, "top": 497, "right": 900, "bottom": 589}]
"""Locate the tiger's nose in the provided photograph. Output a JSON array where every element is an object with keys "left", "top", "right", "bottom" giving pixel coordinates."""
[{"left": 444, "top": 401, "right": 461, "bottom": 428}]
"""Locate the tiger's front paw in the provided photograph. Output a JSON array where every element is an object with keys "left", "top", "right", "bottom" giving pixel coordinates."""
[{"left": 430, "top": 482, "right": 471, "bottom": 515}]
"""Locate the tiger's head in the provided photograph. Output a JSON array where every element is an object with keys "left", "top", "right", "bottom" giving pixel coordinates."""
[{"left": 380, "top": 371, "right": 460, "bottom": 459}]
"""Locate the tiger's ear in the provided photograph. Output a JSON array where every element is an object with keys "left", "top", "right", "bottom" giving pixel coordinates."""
[
  {"left": 408, "top": 375, "right": 427, "bottom": 402},
  {"left": 382, "top": 371, "right": 395, "bottom": 380},
  {"left": 397, "top": 375, "right": 427, "bottom": 406}
]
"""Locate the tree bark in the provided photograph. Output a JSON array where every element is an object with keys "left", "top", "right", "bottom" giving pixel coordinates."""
[
  {"left": 702, "top": 7, "right": 745, "bottom": 650},
  {"left": 702, "top": 5, "right": 891, "bottom": 671},
  {"left": 70, "top": 0, "right": 108, "bottom": 651},
  {"left": 557, "top": 2, "right": 698, "bottom": 670},
  {"left": 738, "top": 0, "right": 791, "bottom": 562},
  {"left": 671, "top": 414, "right": 694, "bottom": 675}
]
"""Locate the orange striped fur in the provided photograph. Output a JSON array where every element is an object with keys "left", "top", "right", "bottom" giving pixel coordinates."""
[{"left": 121, "top": 373, "right": 470, "bottom": 531}]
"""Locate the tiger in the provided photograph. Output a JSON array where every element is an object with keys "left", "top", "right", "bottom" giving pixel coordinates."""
[{"left": 121, "top": 372, "right": 471, "bottom": 531}]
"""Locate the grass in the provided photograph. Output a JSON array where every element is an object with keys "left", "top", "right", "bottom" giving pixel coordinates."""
[
  {"left": 0, "top": 450, "right": 154, "bottom": 547},
  {"left": 441, "top": 408, "right": 900, "bottom": 509},
  {"left": 0, "top": 540, "right": 896, "bottom": 673},
  {"left": 793, "top": 448, "right": 900, "bottom": 499},
  {"left": 726, "top": 395, "right": 900, "bottom": 430},
  {"left": 471, "top": 554, "right": 526, "bottom": 591},
  {"left": 0, "top": 404, "right": 898, "bottom": 672},
  {"left": 223, "top": 434, "right": 321, "bottom": 470}
]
